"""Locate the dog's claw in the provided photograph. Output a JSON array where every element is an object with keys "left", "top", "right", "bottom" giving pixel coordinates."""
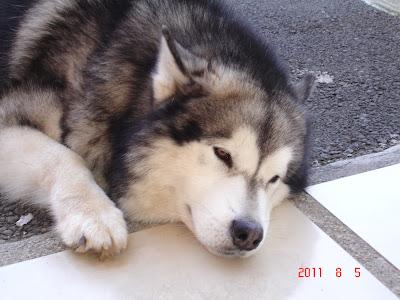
[{"left": 78, "top": 235, "right": 87, "bottom": 247}]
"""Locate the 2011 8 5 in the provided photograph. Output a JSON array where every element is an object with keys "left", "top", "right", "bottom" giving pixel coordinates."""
[{"left": 297, "top": 267, "right": 361, "bottom": 278}]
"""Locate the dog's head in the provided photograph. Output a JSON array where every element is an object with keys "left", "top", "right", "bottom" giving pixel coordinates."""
[{"left": 112, "top": 28, "right": 314, "bottom": 257}]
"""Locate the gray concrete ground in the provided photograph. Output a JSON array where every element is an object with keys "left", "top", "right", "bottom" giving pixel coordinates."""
[{"left": 0, "top": 2, "right": 399, "bottom": 291}]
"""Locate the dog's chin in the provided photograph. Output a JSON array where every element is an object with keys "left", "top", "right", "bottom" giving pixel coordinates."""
[{"left": 204, "top": 245, "right": 258, "bottom": 258}]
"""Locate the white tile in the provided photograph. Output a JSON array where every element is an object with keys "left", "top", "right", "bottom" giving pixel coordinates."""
[
  {"left": 307, "top": 164, "right": 400, "bottom": 269},
  {"left": 0, "top": 202, "right": 396, "bottom": 300}
]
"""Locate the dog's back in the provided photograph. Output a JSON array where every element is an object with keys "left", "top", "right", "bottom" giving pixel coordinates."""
[{"left": 6, "top": 0, "right": 287, "bottom": 93}]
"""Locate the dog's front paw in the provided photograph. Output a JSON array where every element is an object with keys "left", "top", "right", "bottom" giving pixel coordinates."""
[{"left": 57, "top": 204, "right": 128, "bottom": 259}]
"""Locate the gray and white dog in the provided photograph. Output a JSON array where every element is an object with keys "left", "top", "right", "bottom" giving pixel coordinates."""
[{"left": 0, "top": 0, "right": 314, "bottom": 258}]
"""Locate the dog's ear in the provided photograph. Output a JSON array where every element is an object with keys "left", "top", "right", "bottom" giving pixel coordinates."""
[
  {"left": 152, "top": 26, "right": 209, "bottom": 103},
  {"left": 293, "top": 74, "right": 316, "bottom": 103}
]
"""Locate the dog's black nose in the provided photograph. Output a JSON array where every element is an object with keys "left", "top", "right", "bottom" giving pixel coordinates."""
[{"left": 230, "top": 219, "right": 263, "bottom": 251}]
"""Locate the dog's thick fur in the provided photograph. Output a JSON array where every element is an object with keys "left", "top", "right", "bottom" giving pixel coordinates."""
[{"left": 0, "top": 0, "right": 314, "bottom": 257}]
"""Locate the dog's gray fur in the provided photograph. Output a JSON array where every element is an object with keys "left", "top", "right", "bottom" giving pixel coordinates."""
[{"left": 0, "top": 0, "right": 314, "bottom": 257}]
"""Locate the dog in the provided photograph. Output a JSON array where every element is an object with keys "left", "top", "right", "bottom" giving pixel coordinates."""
[{"left": 0, "top": 0, "right": 314, "bottom": 258}]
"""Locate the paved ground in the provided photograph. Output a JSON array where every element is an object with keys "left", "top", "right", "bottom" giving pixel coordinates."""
[
  {"left": 1, "top": 0, "right": 399, "bottom": 242},
  {"left": 232, "top": 0, "right": 400, "bottom": 166}
]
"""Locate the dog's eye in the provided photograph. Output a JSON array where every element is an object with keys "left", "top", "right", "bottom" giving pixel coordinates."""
[
  {"left": 213, "top": 147, "right": 232, "bottom": 168},
  {"left": 268, "top": 175, "right": 280, "bottom": 184}
]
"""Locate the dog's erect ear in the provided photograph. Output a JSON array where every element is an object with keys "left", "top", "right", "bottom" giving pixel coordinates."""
[
  {"left": 293, "top": 74, "right": 316, "bottom": 103},
  {"left": 152, "top": 26, "right": 209, "bottom": 103}
]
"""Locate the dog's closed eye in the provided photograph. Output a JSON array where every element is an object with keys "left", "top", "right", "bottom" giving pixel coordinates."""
[{"left": 268, "top": 175, "right": 280, "bottom": 184}]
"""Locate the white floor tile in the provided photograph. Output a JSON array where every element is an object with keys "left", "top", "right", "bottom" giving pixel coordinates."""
[
  {"left": 307, "top": 164, "right": 400, "bottom": 269},
  {"left": 0, "top": 202, "right": 396, "bottom": 300}
]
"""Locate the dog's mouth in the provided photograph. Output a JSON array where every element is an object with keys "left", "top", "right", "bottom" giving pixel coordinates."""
[
  {"left": 190, "top": 229, "right": 256, "bottom": 258},
  {"left": 182, "top": 204, "right": 260, "bottom": 258},
  {"left": 219, "top": 250, "right": 245, "bottom": 257},
  {"left": 182, "top": 217, "right": 240, "bottom": 257},
  {"left": 206, "top": 246, "right": 250, "bottom": 258}
]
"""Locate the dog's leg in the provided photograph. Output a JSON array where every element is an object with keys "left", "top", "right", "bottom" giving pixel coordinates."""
[{"left": 0, "top": 126, "right": 128, "bottom": 257}]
